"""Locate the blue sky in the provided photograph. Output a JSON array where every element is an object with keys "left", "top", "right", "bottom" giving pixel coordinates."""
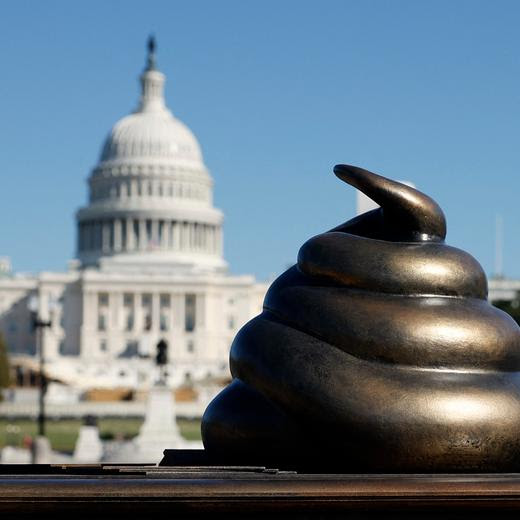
[{"left": 1, "top": 0, "right": 519, "bottom": 281}]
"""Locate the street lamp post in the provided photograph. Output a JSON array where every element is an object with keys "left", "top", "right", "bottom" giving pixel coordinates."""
[
  {"left": 34, "top": 317, "right": 51, "bottom": 437},
  {"left": 28, "top": 295, "right": 52, "bottom": 448}
]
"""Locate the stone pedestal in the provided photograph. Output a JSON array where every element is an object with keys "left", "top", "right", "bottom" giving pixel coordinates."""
[
  {"left": 73, "top": 425, "right": 103, "bottom": 463},
  {"left": 32, "top": 436, "right": 52, "bottom": 464},
  {"left": 132, "top": 384, "right": 182, "bottom": 462}
]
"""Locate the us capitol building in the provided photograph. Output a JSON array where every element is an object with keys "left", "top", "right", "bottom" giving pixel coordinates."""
[{"left": 0, "top": 40, "right": 267, "bottom": 391}]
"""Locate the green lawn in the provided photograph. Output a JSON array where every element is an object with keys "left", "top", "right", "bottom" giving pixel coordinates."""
[{"left": 0, "top": 417, "right": 202, "bottom": 453}]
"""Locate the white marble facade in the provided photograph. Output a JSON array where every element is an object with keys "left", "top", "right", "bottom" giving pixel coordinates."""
[{"left": 0, "top": 40, "right": 267, "bottom": 390}]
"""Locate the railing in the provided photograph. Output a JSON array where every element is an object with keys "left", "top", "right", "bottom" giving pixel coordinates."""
[{"left": 0, "top": 400, "right": 205, "bottom": 419}]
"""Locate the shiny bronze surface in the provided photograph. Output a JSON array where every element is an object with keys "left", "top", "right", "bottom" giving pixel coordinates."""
[{"left": 202, "top": 164, "right": 520, "bottom": 472}]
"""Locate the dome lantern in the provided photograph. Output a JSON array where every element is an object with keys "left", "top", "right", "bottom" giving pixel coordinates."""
[{"left": 138, "top": 36, "right": 166, "bottom": 114}]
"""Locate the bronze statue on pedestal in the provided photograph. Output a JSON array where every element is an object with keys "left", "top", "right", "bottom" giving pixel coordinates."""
[{"left": 202, "top": 164, "right": 520, "bottom": 472}]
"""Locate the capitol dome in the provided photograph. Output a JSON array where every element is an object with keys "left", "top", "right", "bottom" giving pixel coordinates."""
[
  {"left": 99, "top": 111, "right": 204, "bottom": 167},
  {"left": 76, "top": 38, "right": 226, "bottom": 274}
]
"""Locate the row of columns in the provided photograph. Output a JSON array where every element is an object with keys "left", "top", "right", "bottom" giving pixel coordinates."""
[
  {"left": 78, "top": 218, "right": 223, "bottom": 255},
  {"left": 90, "top": 178, "right": 208, "bottom": 202},
  {"left": 85, "top": 291, "right": 205, "bottom": 334},
  {"left": 81, "top": 291, "right": 204, "bottom": 359}
]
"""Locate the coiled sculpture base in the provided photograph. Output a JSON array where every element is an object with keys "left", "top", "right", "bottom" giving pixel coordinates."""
[{"left": 202, "top": 165, "right": 520, "bottom": 472}]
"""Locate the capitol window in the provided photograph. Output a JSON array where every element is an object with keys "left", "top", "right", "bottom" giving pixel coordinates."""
[
  {"left": 98, "top": 315, "right": 106, "bottom": 331},
  {"left": 97, "top": 293, "right": 109, "bottom": 331},
  {"left": 160, "top": 315, "right": 168, "bottom": 332},
  {"left": 142, "top": 293, "right": 152, "bottom": 331},
  {"left": 133, "top": 220, "right": 139, "bottom": 244},
  {"left": 160, "top": 294, "right": 170, "bottom": 332},
  {"left": 185, "top": 294, "right": 196, "bottom": 332},
  {"left": 123, "top": 293, "right": 134, "bottom": 331},
  {"left": 121, "top": 222, "right": 127, "bottom": 249},
  {"left": 146, "top": 220, "right": 152, "bottom": 247},
  {"left": 158, "top": 221, "right": 164, "bottom": 245}
]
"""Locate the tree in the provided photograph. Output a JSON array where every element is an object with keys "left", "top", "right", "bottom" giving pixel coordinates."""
[{"left": 0, "top": 332, "right": 10, "bottom": 393}]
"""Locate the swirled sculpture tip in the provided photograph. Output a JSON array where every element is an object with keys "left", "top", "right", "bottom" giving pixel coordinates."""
[{"left": 334, "top": 164, "right": 446, "bottom": 242}]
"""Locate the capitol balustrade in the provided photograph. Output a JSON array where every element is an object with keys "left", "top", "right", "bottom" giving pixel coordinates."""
[
  {"left": 0, "top": 382, "right": 221, "bottom": 419},
  {"left": 0, "top": 398, "right": 206, "bottom": 419}
]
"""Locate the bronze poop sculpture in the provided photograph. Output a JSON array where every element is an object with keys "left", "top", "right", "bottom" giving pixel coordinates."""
[{"left": 202, "top": 165, "right": 520, "bottom": 472}]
